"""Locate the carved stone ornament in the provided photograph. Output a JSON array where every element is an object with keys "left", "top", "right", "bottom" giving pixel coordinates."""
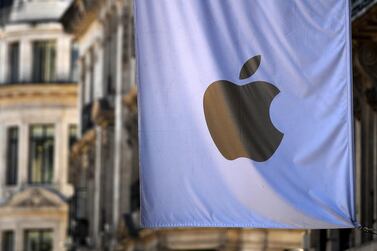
[{"left": 3, "top": 188, "right": 65, "bottom": 209}]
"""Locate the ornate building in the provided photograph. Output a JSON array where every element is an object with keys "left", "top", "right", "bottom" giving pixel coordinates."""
[
  {"left": 0, "top": 0, "right": 78, "bottom": 250},
  {"left": 305, "top": 0, "right": 377, "bottom": 250}
]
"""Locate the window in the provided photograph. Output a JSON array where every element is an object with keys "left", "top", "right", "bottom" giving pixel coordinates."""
[
  {"left": 6, "top": 127, "right": 18, "bottom": 185},
  {"left": 29, "top": 125, "right": 54, "bottom": 184},
  {"left": 8, "top": 42, "right": 19, "bottom": 83},
  {"left": 104, "top": 21, "right": 116, "bottom": 96},
  {"left": 2, "top": 231, "right": 14, "bottom": 251},
  {"left": 32, "top": 41, "right": 56, "bottom": 82},
  {"left": 68, "top": 125, "right": 78, "bottom": 150},
  {"left": 24, "top": 230, "right": 52, "bottom": 251}
]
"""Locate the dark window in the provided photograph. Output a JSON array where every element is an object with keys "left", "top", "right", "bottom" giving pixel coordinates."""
[
  {"left": 32, "top": 41, "right": 56, "bottom": 83},
  {"left": 105, "top": 20, "right": 116, "bottom": 96},
  {"left": 28, "top": 125, "right": 54, "bottom": 184},
  {"left": 71, "top": 48, "right": 79, "bottom": 82},
  {"left": 6, "top": 127, "right": 18, "bottom": 185},
  {"left": 68, "top": 125, "right": 78, "bottom": 150},
  {"left": 24, "top": 230, "right": 52, "bottom": 251},
  {"left": 0, "top": 0, "right": 13, "bottom": 9},
  {"left": 2, "top": 231, "right": 14, "bottom": 251},
  {"left": 8, "top": 42, "right": 19, "bottom": 83}
]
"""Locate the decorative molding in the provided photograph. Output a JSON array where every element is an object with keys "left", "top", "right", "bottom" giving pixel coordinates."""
[
  {"left": 0, "top": 83, "right": 78, "bottom": 108},
  {"left": 14, "top": 189, "right": 59, "bottom": 208},
  {"left": 1, "top": 187, "right": 67, "bottom": 209}
]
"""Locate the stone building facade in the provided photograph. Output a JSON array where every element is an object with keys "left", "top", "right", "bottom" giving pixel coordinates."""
[
  {"left": 62, "top": 1, "right": 304, "bottom": 250},
  {"left": 0, "top": 1, "right": 78, "bottom": 251}
]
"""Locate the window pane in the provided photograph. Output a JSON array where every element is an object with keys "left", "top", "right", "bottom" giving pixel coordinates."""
[
  {"left": 2, "top": 231, "right": 14, "bottom": 251},
  {"left": 24, "top": 230, "right": 52, "bottom": 251},
  {"left": 6, "top": 127, "right": 18, "bottom": 185},
  {"left": 29, "top": 125, "right": 54, "bottom": 184},
  {"left": 32, "top": 41, "right": 56, "bottom": 83},
  {"left": 31, "top": 126, "right": 43, "bottom": 137},
  {"left": 24, "top": 231, "right": 39, "bottom": 251},
  {"left": 45, "top": 126, "right": 54, "bottom": 137},
  {"left": 40, "top": 231, "right": 52, "bottom": 251},
  {"left": 8, "top": 42, "right": 19, "bottom": 83}
]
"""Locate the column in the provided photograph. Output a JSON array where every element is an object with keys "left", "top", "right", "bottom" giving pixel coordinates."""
[
  {"left": 84, "top": 52, "right": 92, "bottom": 103},
  {"left": 113, "top": 8, "right": 125, "bottom": 231},
  {"left": 19, "top": 39, "right": 32, "bottom": 82},
  {"left": 18, "top": 124, "right": 29, "bottom": 186},
  {"left": 93, "top": 126, "right": 102, "bottom": 249},
  {"left": 0, "top": 125, "right": 6, "bottom": 197},
  {"left": 357, "top": 42, "right": 377, "bottom": 243},
  {"left": 354, "top": 119, "right": 362, "bottom": 246},
  {"left": 56, "top": 35, "right": 73, "bottom": 82},
  {"left": 54, "top": 122, "right": 64, "bottom": 189},
  {"left": 14, "top": 223, "right": 22, "bottom": 251},
  {"left": 78, "top": 59, "right": 85, "bottom": 138},
  {"left": 94, "top": 38, "right": 104, "bottom": 99},
  {"left": 0, "top": 40, "right": 7, "bottom": 83}
]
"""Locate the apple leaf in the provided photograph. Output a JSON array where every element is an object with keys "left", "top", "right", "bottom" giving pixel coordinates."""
[{"left": 239, "top": 55, "right": 261, "bottom": 80}]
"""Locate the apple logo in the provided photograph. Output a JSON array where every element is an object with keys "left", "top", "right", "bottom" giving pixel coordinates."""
[{"left": 203, "top": 55, "right": 283, "bottom": 162}]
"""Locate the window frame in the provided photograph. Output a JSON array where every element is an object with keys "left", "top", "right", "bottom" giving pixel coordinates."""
[
  {"left": 32, "top": 40, "right": 57, "bottom": 83},
  {"left": 28, "top": 124, "right": 55, "bottom": 185},
  {"left": 24, "top": 229, "right": 53, "bottom": 251},
  {"left": 2, "top": 230, "right": 15, "bottom": 251},
  {"left": 8, "top": 41, "right": 20, "bottom": 83}
]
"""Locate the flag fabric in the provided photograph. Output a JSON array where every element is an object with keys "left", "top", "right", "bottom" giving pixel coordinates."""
[{"left": 135, "top": 0, "right": 356, "bottom": 229}]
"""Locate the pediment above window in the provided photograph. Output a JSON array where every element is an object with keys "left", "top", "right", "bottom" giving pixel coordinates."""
[{"left": 1, "top": 187, "right": 67, "bottom": 209}]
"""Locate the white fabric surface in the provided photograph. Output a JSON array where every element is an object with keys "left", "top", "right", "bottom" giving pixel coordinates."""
[{"left": 135, "top": 0, "right": 356, "bottom": 229}]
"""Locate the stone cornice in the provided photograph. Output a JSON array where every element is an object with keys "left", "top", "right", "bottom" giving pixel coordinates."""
[{"left": 0, "top": 83, "right": 78, "bottom": 108}]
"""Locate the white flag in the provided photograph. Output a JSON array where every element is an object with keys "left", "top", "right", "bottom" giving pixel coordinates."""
[{"left": 135, "top": 0, "right": 356, "bottom": 228}]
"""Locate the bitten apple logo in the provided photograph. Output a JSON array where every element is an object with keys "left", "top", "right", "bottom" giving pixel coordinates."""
[{"left": 203, "top": 55, "right": 283, "bottom": 162}]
